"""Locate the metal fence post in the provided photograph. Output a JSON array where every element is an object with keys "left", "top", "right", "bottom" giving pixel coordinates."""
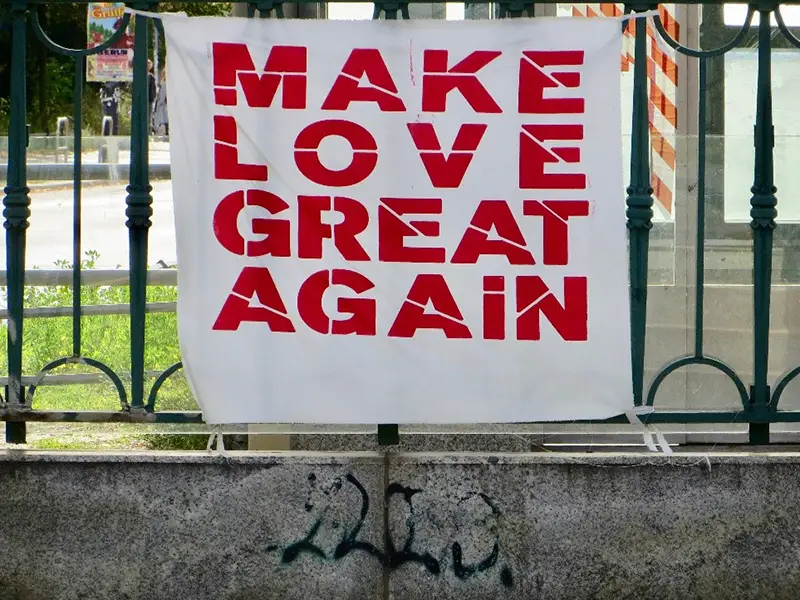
[
  {"left": 2, "top": 0, "right": 31, "bottom": 444},
  {"left": 625, "top": 4, "right": 655, "bottom": 407},
  {"left": 373, "top": 0, "right": 409, "bottom": 447},
  {"left": 73, "top": 58, "right": 84, "bottom": 358},
  {"left": 749, "top": 6, "right": 778, "bottom": 444},
  {"left": 126, "top": 8, "right": 154, "bottom": 410}
]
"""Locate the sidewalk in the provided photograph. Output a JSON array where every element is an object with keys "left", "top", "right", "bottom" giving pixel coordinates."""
[{"left": 2, "top": 139, "right": 172, "bottom": 167}]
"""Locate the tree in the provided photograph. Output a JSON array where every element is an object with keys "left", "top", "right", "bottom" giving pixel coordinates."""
[{"left": 0, "top": 3, "right": 232, "bottom": 135}]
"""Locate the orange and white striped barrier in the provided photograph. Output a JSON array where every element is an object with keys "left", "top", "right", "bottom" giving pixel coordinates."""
[{"left": 570, "top": 3, "right": 678, "bottom": 218}]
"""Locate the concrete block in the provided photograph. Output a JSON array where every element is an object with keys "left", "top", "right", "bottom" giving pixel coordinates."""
[
  {"left": 4, "top": 453, "right": 800, "bottom": 599},
  {"left": 290, "top": 432, "right": 540, "bottom": 453},
  {"left": 0, "top": 453, "right": 384, "bottom": 600},
  {"left": 386, "top": 453, "right": 800, "bottom": 600}
]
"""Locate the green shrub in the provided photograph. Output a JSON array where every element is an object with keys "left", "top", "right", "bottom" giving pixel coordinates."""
[
  {"left": 0, "top": 97, "right": 9, "bottom": 135},
  {"left": 140, "top": 434, "right": 209, "bottom": 451}
]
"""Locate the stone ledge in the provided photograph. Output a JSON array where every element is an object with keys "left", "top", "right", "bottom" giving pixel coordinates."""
[
  {"left": 4, "top": 449, "right": 800, "bottom": 466},
  {"left": 2, "top": 450, "right": 800, "bottom": 599}
]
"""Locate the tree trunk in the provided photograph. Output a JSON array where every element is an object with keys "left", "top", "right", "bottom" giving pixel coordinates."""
[{"left": 37, "top": 10, "right": 49, "bottom": 133}]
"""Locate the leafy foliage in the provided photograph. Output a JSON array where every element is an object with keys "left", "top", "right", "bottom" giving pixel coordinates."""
[
  {"left": 0, "top": 3, "right": 232, "bottom": 134},
  {"left": 0, "top": 97, "right": 8, "bottom": 135}
]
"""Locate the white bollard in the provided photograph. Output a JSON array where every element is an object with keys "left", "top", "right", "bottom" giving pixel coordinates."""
[{"left": 55, "top": 116, "right": 70, "bottom": 163}]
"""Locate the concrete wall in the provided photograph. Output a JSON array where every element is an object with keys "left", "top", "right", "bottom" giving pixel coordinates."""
[{"left": 2, "top": 452, "right": 800, "bottom": 599}]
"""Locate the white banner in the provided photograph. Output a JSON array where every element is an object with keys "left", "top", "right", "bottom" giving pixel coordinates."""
[{"left": 161, "top": 15, "right": 632, "bottom": 424}]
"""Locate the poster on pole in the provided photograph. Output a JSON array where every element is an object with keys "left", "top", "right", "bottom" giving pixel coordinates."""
[
  {"left": 86, "top": 3, "right": 134, "bottom": 82},
  {"left": 159, "top": 15, "right": 632, "bottom": 424}
]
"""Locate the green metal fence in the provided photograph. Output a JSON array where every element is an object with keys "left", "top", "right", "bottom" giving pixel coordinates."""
[{"left": 1, "top": 0, "right": 800, "bottom": 446}]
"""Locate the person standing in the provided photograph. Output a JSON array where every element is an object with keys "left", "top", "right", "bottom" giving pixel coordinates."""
[
  {"left": 100, "top": 82, "right": 121, "bottom": 135},
  {"left": 147, "top": 59, "right": 157, "bottom": 133},
  {"left": 152, "top": 68, "right": 169, "bottom": 137}
]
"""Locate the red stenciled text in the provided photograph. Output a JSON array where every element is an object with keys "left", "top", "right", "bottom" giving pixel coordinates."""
[{"left": 208, "top": 43, "right": 589, "bottom": 342}]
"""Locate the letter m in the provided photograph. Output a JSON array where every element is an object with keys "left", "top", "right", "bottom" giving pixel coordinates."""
[{"left": 212, "top": 43, "right": 307, "bottom": 109}]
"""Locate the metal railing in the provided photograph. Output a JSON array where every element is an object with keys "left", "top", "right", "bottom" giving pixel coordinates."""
[{"left": 3, "top": 0, "right": 800, "bottom": 446}]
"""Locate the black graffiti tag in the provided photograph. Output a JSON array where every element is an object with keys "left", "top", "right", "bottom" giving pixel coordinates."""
[
  {"left": 277, "top": 473, "right": 512, "bottom": 588},
  {"left": 384, "top": 483, "right": 440, "bottom": 574}
]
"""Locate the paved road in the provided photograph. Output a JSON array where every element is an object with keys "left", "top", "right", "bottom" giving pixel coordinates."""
[{"left": 2, "top": 181, "right": 178, "bottom": 270}]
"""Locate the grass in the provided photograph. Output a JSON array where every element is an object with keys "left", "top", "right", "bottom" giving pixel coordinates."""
[
  {"left": 0, "top": 424, "right": 215, "bottom": 451},
  {"left": 0, "top": 251, "right": 206, "bottom": 450}
]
